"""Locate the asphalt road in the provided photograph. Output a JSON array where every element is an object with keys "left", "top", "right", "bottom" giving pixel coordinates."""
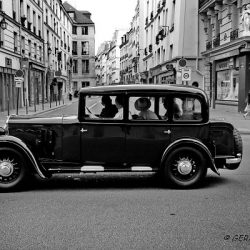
[{"left": 1, "top": 103, "right": 250, "bottom": 249}]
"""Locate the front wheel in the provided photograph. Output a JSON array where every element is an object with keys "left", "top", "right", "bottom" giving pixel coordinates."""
[
  {"left": 163, "top": 147, "right": 207, "bottom": 188},
  {"left": 0, "top": 149, "right": 28, "bottom": 191}
]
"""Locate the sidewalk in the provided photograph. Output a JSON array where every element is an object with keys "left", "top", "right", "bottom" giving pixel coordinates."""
[{"left": 0, "top": 100, "right": 249, "bottom": 135}]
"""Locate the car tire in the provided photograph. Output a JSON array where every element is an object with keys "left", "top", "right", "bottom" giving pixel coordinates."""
[
  {"left": 163, "top": 147, "right": 207, "bottom": 188},
  {"left": 0, "top": 149, "right": 28, "bottom": 191}
]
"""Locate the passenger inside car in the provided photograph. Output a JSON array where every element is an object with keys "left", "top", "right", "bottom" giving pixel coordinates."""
[
  {"left": 134, "top": 97, "right": 158, "bottom": 120},
  {"left": 162, "top": 97, "right": 183, "bottom": 120},
  {"left": 100, "top": 96, "right": 118, "bottom": 118},
  {"left": 113, "top": 95, "right": 125, "bottom": 119}
]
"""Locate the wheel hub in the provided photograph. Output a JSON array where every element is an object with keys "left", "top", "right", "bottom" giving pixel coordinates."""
[
  {"left": 0, "top": 159, "right": 14, "bottom": 177},
  {"left": 177, "top": 159, "right": 193, "bottom": 175}
]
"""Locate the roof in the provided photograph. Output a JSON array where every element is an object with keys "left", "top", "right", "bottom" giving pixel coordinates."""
[
  {"left": 63, "top": 1, "right": 94, "bottom": 24},
  {"left": 80, "top": 84, "right": 208, "bottom": 99}
]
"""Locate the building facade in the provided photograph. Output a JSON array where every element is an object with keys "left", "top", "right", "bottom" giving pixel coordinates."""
[
  {"left": 0, "top": 0, "right": 45, "bottom": 112},
  {"left": 64, "top": 2, "right": 95, "bottom": 91},
  {"left": 142, "top": 0, "right": 204, "bottom": 86},
  {"left": 0, "top": 1, "right": 21, "bottom": 112},
  {"left": 44, "top": 0, "right": 73, "bottom": 103},
  {"left": 0, "top": 0, "right": 94, "bottom": 113},
  {"left": 199, "top": 0, "right": 250, "bottom": 111}
]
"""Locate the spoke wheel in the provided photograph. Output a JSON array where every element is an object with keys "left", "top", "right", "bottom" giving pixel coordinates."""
[
  {"left": 0, "top": 150, "right": 27, "bottom": 191},
  {"left": 164, "top": 147, "right": 207, "bottom": 188}
]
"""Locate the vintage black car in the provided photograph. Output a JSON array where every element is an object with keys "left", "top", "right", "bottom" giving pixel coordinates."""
[{"left": 0, "top": 85, "right": 243, "bottom": 190}]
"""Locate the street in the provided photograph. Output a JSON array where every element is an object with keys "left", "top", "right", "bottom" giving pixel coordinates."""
[{"left": 0, "top": 103, "right": 250, "bottom": 250}]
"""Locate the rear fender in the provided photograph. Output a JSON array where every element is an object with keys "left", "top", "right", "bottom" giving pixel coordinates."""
[
  {"left": 161, "top": 138, "right": 220, "bottom": 175},
  {"left": 0, "top": 135, "right": 48, "bottom": 178}
]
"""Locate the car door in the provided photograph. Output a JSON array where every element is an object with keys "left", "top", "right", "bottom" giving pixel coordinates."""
[
  {"left": 80, "top": 94, "right": 126, "bottom": 165},
  {"left": 125, "top": 95, "right": 172, "bottom": 167}
]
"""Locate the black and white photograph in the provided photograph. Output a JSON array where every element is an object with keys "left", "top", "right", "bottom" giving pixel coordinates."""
[{"left": 0, "top": 0, "right": 250, "bottom": 249}]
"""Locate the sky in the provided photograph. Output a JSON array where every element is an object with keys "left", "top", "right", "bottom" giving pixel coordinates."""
[{"left": 66, "top": 0, "right": 137, "bottom": 54}]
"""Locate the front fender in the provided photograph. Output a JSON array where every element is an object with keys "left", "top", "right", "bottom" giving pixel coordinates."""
[
  {"left": 0, "top": 135, "right": 48, "bottom": 179},
  {"left": 161, "top": 138, "right": 220, "bottom": 175}
]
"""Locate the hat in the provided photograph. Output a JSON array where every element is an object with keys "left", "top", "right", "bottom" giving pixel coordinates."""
[{"left": 135, "top": 98, "right": 151, "bottom": 111}]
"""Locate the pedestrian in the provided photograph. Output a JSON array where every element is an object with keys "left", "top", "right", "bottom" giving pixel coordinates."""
[{"left": 243, "top": 96, "right": 250, "bottom": 119}]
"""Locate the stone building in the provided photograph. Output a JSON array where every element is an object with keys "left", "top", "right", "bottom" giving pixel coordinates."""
[
  {"left": 44, "top": 0, "right": 73, "bottom": 103},
  {"left": 0, "top": 1, "right": 21, "bottom": 112},
  {"left": 142, "top": 0, "right": 203, "bottom": 85},
  {"left": 199, "top": 0, "right": 250, "bottom": 111},
  {"left": 0, "top": 0, "right": 45, "bottom": 112},
  {"left": 63, "top": 2, "right": 95, "bottom": 90}
]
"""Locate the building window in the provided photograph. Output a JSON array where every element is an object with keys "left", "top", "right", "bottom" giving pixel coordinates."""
[
  {"left": 46, "top": 9, "right": 48, "bottom": 23},
  {"left": 82, "top": 82, "right": 89, "bottom": 88},
  {"left": 33, "top": 11, "right": 36, "bottom": 34},
  {"left": 28, "top": 40, "right": 31, "bottom": 56},
  {"left": 73, "top": 60, "right": 78, "bottom": 73},
  {"left": 0, "top": 1, "right": 2, "bottom": 10},
  {"left": 82, "top": 60, "right": 89, "bottom": 73},
  {"left": 72, "top": 26, "right": 77, "bottom": 34},
  {"left": 82, "top": 26, "right": 88, "bottom": 35},
  {"left": 21, "top": 36, "right": 25, "bottom": 54},
  {"left": 34, "top": 43, "right": 37, "bottom": 59},
  {"left": 81, "top": 41, "right": 89, "bottom": 55},
  {"left": 72, "top": 41, "right": 77, "bottom": 55},
  {"left": 216, "top": 61, "right": 239, "bottom": 102},
  {"left": 14, "top": 32, "right": 18, "bottom": 52}
]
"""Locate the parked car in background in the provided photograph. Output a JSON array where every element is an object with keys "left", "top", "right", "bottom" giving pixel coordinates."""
[{"left": 0, "top": 85, "right": 243, "bottom": 191}]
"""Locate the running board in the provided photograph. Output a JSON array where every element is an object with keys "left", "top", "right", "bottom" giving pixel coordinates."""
[
  {"left": 48, "top": 166, "right": 154, "bottom": 173},
  {"left": 81, "top": 166, "right": 104, "bottom": 172}
]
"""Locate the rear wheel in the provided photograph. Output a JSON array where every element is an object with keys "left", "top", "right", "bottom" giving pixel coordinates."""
[
  {"left": 163, "top": 147, "right": 207, "bottom": 188},
  {"left": 0, "top": 149, "right": 27, "bottom": 191}
]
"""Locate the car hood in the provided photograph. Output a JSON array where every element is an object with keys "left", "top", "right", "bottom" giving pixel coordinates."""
[{"left": 7, "top": 115, "right": 78, "bottom": 125}]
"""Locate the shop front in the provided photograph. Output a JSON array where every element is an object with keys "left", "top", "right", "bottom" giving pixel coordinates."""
[
  {"left": 215, "top": 58, "right": 239, "bottom": 103},
  {"left": 29, "top": 63, "right": 45, "bottom": 106}
]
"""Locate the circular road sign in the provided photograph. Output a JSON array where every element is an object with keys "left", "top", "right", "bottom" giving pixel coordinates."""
[
  {"left": 15, "top": 70, "right": 24, "bottom": 77},
  {"left": 178, "top": 58, "right": 187, "bottom": 68}
]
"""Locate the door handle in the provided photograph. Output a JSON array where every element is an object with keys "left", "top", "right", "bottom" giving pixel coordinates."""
[
  {"left": 80, "top": 128, "right": 88, "bottom": 133},
  {"left": 163, "top": 129, "right": 171, "bottom": 135}
]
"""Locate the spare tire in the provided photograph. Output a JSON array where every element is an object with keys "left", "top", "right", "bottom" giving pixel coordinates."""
[
  {"left": 233, "top": 128, "right": 243, "bottom": 155},
  {"left": 226, "top": 128, "right": 243, "bottom": 170}
]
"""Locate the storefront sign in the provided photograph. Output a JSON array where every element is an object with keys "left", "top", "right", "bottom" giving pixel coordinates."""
[{"left": 216, "top": 60, "right": 229, "bottom": 71}]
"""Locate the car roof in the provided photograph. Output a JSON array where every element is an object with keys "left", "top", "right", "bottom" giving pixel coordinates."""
[{"left": 79, "top": 84, "right": 207, "bottom": 98}]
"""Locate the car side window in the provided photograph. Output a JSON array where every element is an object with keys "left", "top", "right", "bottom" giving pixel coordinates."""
[
  {"left": 84, "top": 95, "right": 120, "bottom": 120},
  {"left": 129, "top": 96, "right": 159, "bottom": 120},
  {"left": 173, "top": 96, "right": 202, "bottom": 121}
]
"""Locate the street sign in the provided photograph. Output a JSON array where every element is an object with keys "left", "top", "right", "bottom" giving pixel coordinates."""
[
  {"left": 15, "top": 70, "right": 24, "bottom": 77},
  {"left": 14, "top": 77, "right": 24, "bottom": 82},
  {"left": 15, "top": 81, "right": 22, "bottom": 88},
  {"left": 181, "top": 69, "right": 191, "bottom": 81},
  {"left": 178, "top": 58, "right": 187, "bottom": 68}
]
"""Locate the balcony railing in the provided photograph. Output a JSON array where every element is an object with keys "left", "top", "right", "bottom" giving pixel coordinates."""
[
  {"left": 213, "top": 35, "right": 220, "bottom": 48},
  {"left": 230, "top": 29, "right": 238, "bottom": 41}
]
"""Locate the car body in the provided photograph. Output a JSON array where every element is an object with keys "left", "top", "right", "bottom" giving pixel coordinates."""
[{"left": 0, "top": 84, "right": 243, "bottom": 190}]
